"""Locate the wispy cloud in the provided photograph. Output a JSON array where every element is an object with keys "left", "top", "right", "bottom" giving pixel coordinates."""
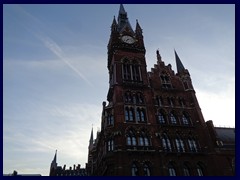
[
  {"left": 38, "top": 36, "right": 93, "bottom": 86},
  {"left": 11, "top": 5, "right": 93, "bottom": 87}
]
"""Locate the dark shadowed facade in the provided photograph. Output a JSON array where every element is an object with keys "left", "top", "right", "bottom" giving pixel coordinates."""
[
  {"left": 50, "top": 4, "right": 235, "bottom": 176},
  {"left": 85, "top": 5, "right": 235, "bottom": 176}
]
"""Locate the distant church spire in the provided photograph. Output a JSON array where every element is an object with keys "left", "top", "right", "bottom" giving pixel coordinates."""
[
  {"left": 175, "top": 50, "right": 185, "bottom": 73},
  {"left": 49, "top": 150, "right": 57, "bottom": 176},
  {"left": 90, "top": 127, "right": 93, "bottom": 146}
]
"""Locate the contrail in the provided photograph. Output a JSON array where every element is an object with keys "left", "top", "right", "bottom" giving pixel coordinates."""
[{"left": 39, "top": 36, "right": 93, "bottom": 87}]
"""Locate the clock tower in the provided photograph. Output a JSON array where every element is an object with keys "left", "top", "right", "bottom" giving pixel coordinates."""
[{"left": 86, "top": 4, "right": 235, "bottom": 176}]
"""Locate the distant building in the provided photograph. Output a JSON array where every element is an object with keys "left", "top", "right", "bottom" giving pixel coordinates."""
[
  {"left": 49, "top": 150, "right": 86, "bottom": 176},
  {"left": 49, "top": 4, "right": 235, "bottom": 176},
  {"left": 3, "top": 170, "right": 41, "bottom": 176}
]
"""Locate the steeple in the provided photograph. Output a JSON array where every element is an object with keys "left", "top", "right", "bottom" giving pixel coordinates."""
[
  {"left": 49, "top": 150, "right": 57, "bottom": 176},
  {"left": 117, "top": 4, "right": 134, "bottom": 33},
  {"left": 135, "top": 19, "right": 143, "bottom": 35},
  {"left": 111, "top": 16, "right": 118, "bottom": 32},
  {"left": 175, "top": 50, "right": 185, "bottom": 73},
  {"left": 89, "top": 127, "right": 93, "bottom": 146}
]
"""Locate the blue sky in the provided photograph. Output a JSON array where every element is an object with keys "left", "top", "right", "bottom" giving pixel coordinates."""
[{"left": 3, "top": 4, "right": 235, "bottom": 176}]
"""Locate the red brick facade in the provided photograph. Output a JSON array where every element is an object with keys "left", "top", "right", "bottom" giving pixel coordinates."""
[{"left": 85, "top": 5, "right": 235, "bottom": 176}]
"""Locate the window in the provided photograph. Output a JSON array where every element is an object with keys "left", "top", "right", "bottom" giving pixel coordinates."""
[
  {"left": 143, "top": 164, "right": 151, "bottom": 176},
  {"left": 136, "top": 93, "right": 144, "bottom": 104},
  {"left": 188, "top": 138, "right": 198, "bottom": 152},
  {"left": 162, "top": 133, "right": 172, "bottom": 152},
  {"left": 182, "top": 114, "right": 189, "bottom": 125},
  {"left": 131, "top": 163, "right": 139, "bottom": 176},
  {"left": 168, "top": 163, "right": 176, "bottom": 176},
  {"left": 123, "top": 64, "right": 131, "bottom": 80},
  {"left": 155, "top": 96, "right": 163, "bottom": 106},
  {"left": 175, "top": 136, "right": 185, "bottom": 152},
  {"left": 161, "top": 73, "right": 172, "bottom": 89},
  {"left": 183, "top": 164, "right": 190, "bottom": 176},
  {"left": 125, "top": 107, "right": 134, "bottom": 122},
  {"left": 125, "top": 92, "right": 133, "bottom": 103},
  {"left": 107, "top": 139, "right": 114, "bottom": 151},
  {"left": 136, "top": 108, "right": 146, "bottom": 122},
  {"left": 196, "top": 164, "right": 204, "bottom": 176},
  {"left": 168, "top": 97, "right": 174, "bottom": 107},
  {"left": 106, "top": 112, "right": 114, "bottom": 126},
  {"left": 122, "top": 61, "right": 142, "bottom": 82},
  {"left": 178, "top": 98, "right": 185, "bottom": 107},
  {"left": 157, "top": 111, "right": 166, "bottom": 124},
  {"left": 127, "top": 131, "right": 137, "bottom": 146},
  {"left": 139, "top": 131, "right": 150, "bottom": 147},
  {"left": 169, "top": 113, "right": 177, "bottom": 124}
]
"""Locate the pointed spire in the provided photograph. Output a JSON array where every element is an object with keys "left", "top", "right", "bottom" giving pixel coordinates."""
[
  {"left": 111, "top": 16, "right": 118, "bottom": 31},
  {"left": 53, "top": 150, "right": 57, "bottom": 163},
  {"left": 90, "top": 127, "right": 93, "bottom": 145},
  {"left": 135, "top": 19, "right": 142, "bottom": 35},
  {"left": 175, "top": 50, "right": 185, "bottom": 73},
  {"left": 117, "top": 4, "right": 134, "bottom": 33},
  {"left": 119, "top": 4, "right": 126, "bottom": 14}
]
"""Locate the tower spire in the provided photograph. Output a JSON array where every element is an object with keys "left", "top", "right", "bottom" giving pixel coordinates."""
[
  {"left": 117, "top": 4, "right": 134, "bottom": 33},
  {"left": 175, "top": 50, "right": 185, "bottom": 73}
]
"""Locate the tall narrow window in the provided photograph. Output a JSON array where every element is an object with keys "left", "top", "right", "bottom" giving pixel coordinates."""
[
  {"left": 175, "top": 136, "right": 185, "bottom": 152},
  {"left": 169, "top": 113, "right": 177, "bottom": 124},
  {"left": 127, "top": 130, "right": 137, "bottom": 146},
  {"left": 136, "top": 108, "right": 146, "bottom": 122},
  {"left": 162, "top": 133, "right": 172, "bottom": 152},
  {"left": 143, "top": 164, "right": 151, "bottom": 176},
  {"left": 196, "top": 164, "right": 204, "bottom": 176},
  {"left": 168, "top": 163, "right": 176, "bottom": 176},
  {"left": 123, "top": 64, "right": 131, "bottom": 80},
  {"left": 188, "top": 138, "right": 198, "bottom": 152},
  {"left": 125, "top": 92, "right": 133, "bottom": 103},
  {"left": 161, "top": 73, "right": 172, "bottom": 89},
  {"left": 131, "top": 163, "right": 139, "bottom": 176},
  {"left": 132, "top": 65, "right": 140, "bottom": 81},
  {"left": 183, "top": 164, "right": 190, "bottom": 176},
  {"left": 125, "top": 107, "right": 134, "bottom": 122},
  {"left": 155, "top": 96, "right": 163, "bottom": 106},
  {"left": 157, "top": 111, "right": 166, "bottom": 124},
  {"left": 182, "top": 114, "right": 189, "bottom": 125},
  {"left": 107, "top": 139, "right": 114, "bottom": 151}
]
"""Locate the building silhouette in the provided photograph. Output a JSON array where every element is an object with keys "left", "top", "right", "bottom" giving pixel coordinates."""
[{"left": 50, "top": 4, "right": 235, "bottom": 176}]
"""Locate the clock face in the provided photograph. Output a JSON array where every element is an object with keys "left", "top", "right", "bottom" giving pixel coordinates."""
[{"left": 121, "top": 35, "right": 135, "bottom": 44}]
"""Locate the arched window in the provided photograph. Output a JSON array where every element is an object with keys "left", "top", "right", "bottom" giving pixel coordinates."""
[
  {"left": 125, "top": 91, "right": 133, "bottom": 103},
  {"left": 183, "top": 163, "right": 190, "bottom": 176},
  {"left": 155, "top": 96, "right": 163, "bottom": 106},
  {"left": 196, "top": 163, "right": 204, "bottom": 176},
  {"left": 169, "top": 113, "right": 177, "bottom": 124},
  {"left": 168, "top": 97, "right": 174, "bottom": 107},
  {"left": 143, "top": 163, "right": 151, "bottom": 176},
  {"left": 136, "top": 92, "right": 144, "bottom": 104},
  {"left": 122, "top": 60, "right": 142, "bottom": 82},
  {"left": 162, "top": 133, "right": 172, "bottom": 152},
  {"left": 161, "top": 73, "right": 172, "bottom": 89},
  {"left": 188, "top": 138, "right": 198, "bottom": 152},
  {"left": 127, "top": 130, "right": 137, "bottom": 146},
  {"left": 106, "top": 110, "right": 114, "bottom": 126},
  {"left": 182, "top": 113, "right": 190, "bottom": 125},
  {"left": 131, "top": 163, "right": 139, "bottom": 176},
  {"left": 125, "top": 107, "right": 134, "bottom": 122},
  {"left": 168, "top": 163, "right": 176, "bottom": 176},
  {"left": 136, "top": 108, "right": 146, "bottom": 122},
  {"left": 139, "top": 131, "right": 150, "bottom": 147},
  {"left": 175, "top": 135, "right": 185, "bottom": 152},
  {"left": 157, "top": 110, "right": 166, "bottom": 124}
]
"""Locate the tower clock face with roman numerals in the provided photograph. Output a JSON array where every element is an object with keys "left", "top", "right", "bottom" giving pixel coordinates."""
[{"left": 121, "top": 35, "right": 135, "bottom": 44}]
